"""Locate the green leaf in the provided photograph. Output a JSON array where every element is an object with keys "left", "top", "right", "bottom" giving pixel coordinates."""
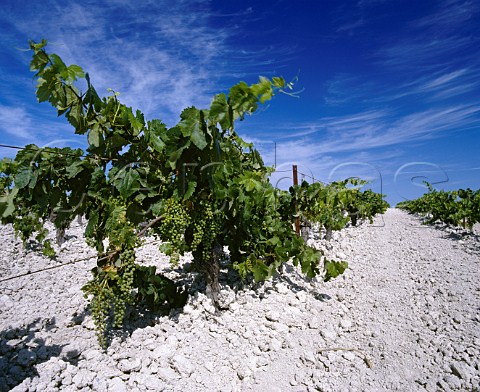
[
  {"left": 251, "top": 76, "right": 274, "bottom": 104},
  {"left": 105, "top": 134, "right": 128, "bottom": 151},
  {"left": 190, "top": 124, "right": 207, "bottom": 150},
  {"left": 49, "top": 54, "right": 67, "bottom": 73},
  {"left": 117, "top": 168, "right": 141, "bottom": 199},
  {"left": 183, "top": 180, "right": 197, "bottom": 200},
  {"left": 209, "top": 93, "right": 232, "bottom": 130},
  {"left": 151, "top": 200, "right": 165, "bottom": 216},
  {"left": 272, "top": 77, "right": 285, "bottom": 88},
  {"left": 62, "top": 64, "right": 85, "bottom": 84},
  {"left": 42, "top": 240, "right": 56, "bottom": 258},
  {"left": 126, "top": 202, "right": 145, "bottom": 225},
  {"left": 159, "top": 242, "right": 172, "bottom": 255},
  {"left": 229, "top": 81, "right": 258, "bottom": 120},
  {"left": 146, "top": 120, "right": 167, "bottom": 153},
  {"left": 252, "top": 259, "right": 269, "bottom": 282},
  {"left": 85, "top": 209, "right": 99, "bottom": 238},
  {"left": 128, "top": 109, "right": 144, "bottom": 136},
  {"left": 14, "top": 168, "right": 35, "bottom": 189},
  {"left": 0, "top": 188, "right": 18, "bottom": 218},
  {"left": 168, "top": 143, "right": 189, "bottom": 169},
  {"left": 259, "top": 90, "right": 273, "bottom": 104},
  {"left": 66, "top": 161, "right": 84, "bottom": 178},
  {"left": 67, "top": 101, "right": 86, "bottom": 132},
  {"left": 324, "top": 259, "right": 348, "bottom": 282},
  {"left": 267, "top": 236, "right": 280, "bottom": 246},
  {"left": 30, "top": 50, "right": 49, "bottom": 72},
  {"left": 88, "top": 125, "right": 102, "bottom": 148},
  {"left": 240, "top": 177, "right": 262, "bottom": 192},
  {"left": 35, "top": 77, "right": 52, "bottom": 103},
  {"left": 177, "top": 107, "right": 207, "bottom": 150}
]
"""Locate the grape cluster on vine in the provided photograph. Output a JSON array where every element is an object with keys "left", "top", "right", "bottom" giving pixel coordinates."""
[
  {"left": 191, "top": 201, "right": 220, "bottom": 262},
  {"left": 81, "top": 248, "right": 137, "bottom": 348},
  {"left": 158, "top": 198, "right": 190, "bottom": 264}
]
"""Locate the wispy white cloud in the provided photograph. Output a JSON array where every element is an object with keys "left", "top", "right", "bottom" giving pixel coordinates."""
[
  {"left": 247, "top": 0, "right": 480, "bottom": 196},
  {"left": 376, "top": 1, "right": 478, "bottom": 72},
  {"left": 422, "top": 69, "right": 468, "bottom": 90},
  {"left": 1, "top": 0, "right": 285, "bottom": 129},
  {"left": 336, "top": 18, "right": 365, "bottom": 33},
  {"left": 412, "top": 0, "right": 477, "bottom": 31},
  {"left": 245, "top": 103, "right": 480, "bottom": 170},
  {"left": 0, "top": 104, "right": 35, "bottom": 140},
  {"left": 325, "top": 67, "right": 479, "bottom": 106},
  {"left": 0, "top": 103, "right": 84, "bottom": 149},
  {"left": 377, "top": 36, "right": 475, "bottom": 71}
]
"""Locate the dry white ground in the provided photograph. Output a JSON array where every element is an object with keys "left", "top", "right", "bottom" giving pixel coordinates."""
[{"left": 0, "top": 208, "right": 479, "bottom": 391}]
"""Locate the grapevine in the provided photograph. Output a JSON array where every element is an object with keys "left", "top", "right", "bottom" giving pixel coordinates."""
[{"left": 0, "top": 39, "right": 390, "bottom": 347}]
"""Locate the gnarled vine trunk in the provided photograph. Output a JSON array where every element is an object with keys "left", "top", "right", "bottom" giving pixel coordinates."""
[
  {"left": 325, "top": 226, "right": 333, "bottom": 241},
  {"left": 194, "top": 244, "right": 225, "bottom": 310}
]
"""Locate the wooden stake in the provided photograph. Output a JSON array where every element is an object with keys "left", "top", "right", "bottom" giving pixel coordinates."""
[{"left": 293, "top": 165, "right": 300, "bottom": 235}]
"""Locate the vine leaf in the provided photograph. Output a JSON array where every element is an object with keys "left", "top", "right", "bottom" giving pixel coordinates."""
[
  {"left": 146, "top": 120, "right": 167, "bottom": 153},
  {"left": 14, "top": 168, "right": 36, "bottom": 189},
  {"left": 183, "top": 180, "right": 197, "bottom": 200},
  {"left": 209, "top": 93, "right": 232, "bottom": 130},
  {"left": 117, "top": 168, "right": 141, "bottom": 199},
  {"left": 88, "top": 125, "right": 102, "bottom": 148},
  {"left": 66, "top": 161, "right": 84, "bottom": 178},
  {"left": 177, "top": 108, "right": 207, "bottom": 150},
  {"left": 239, "top": 177, "right": 262, "bottom": 192},
  {"left": 252, "top": 259, "right": 269, "bottom": 282},
  {"left": 324, "top": 260, "right": 348, "bottom": 282},
  {"left": 0, "top": 188, "right": 18, "bottom": 218}
]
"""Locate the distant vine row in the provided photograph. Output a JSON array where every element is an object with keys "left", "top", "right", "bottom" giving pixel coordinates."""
[{"left": 397, "top": 182, "right": 480, "bottom": 230}]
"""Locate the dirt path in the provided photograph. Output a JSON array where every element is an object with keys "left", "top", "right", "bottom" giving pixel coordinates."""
[{"left": 1, "top": 209, "right": 479, "bottom": 391}]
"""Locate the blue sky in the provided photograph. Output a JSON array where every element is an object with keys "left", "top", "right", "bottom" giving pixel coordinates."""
[{"left": 0, "top": 0, "right": 479, "bottom": 205}]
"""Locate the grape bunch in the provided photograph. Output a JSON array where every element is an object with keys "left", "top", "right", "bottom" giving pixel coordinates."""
[
  {"left": 82, "top": 247, "right": 138, "bottom": 348},
  {"left": 158, "top": 198, "right": 190, "bottom": 264},
  {"left": 113, "top": 249, "right": 136, "bottom": 328},
  {"left": 191, "top": 202, "right": 221, "bottom": 262},
  {"left": 82, "top": 274, "right": 115, "bottom": 348}
]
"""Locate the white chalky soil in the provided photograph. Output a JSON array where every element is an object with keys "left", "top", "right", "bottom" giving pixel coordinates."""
[{"left": 0, "top": 208, "right": 479, "bottom": 391}]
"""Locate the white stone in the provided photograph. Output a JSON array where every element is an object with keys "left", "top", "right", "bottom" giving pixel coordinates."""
[
  {"left": 108, "top": 377, "right": 128, "bottom": 392},
  {"left": 92, "top": 376, "right": 109, "bottom": 392},
  {"left": 171, "top": 354, "right": 195, "bottom": 376},
  {"left": 117, "top": 358, "right": 142, "bottom": 373},
  {"left": 275, "top": 283, "right": 290, "bottom": 294},
  {"left": 157, "top": 367, "right": 179, "bottom": 381},
  {"left": 0, "top": 294, "right": 14, "bottom": 310},
  {"left": 265, "top": 310, "right": 280, "bottom": 322},
  {"left": 269, "top": 338, "right": 282, "bottom": 352},
  {"left": 139, "top": 374, "right": 164, "bottom": 390},
  {"left": 72, "top": 369, "right": 95, "bottom": 389},
  {"left": 340, "top": 319, "right": 353, "bottom": 330},
  {"left": 320, "top": 327, "right": 337, "bottom": 341}
]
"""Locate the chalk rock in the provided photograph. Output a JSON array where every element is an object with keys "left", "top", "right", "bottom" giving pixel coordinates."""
[
  {"left": 108, "top": 377, "right": 128, "bottom": 392},
  {"left": 117, "top": 358, "right": 142, "bottom": 373},
  {"left": 171, "top": 354, "right": 195, "bottom": 376},
  {"left": 72, "top": 369, "right": 95, "bottom": 389}
]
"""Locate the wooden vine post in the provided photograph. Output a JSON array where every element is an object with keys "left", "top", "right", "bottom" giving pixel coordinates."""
[{"left": 293, "top": 165, "right": 300, "bottom": 235}]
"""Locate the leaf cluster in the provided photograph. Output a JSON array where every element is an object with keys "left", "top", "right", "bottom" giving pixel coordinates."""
[
  {"left": 291, "top": 179, "right": 389, "bottom": 233},
  {"left": 397, "top": 182, "right": 480, "bottom": 230}
]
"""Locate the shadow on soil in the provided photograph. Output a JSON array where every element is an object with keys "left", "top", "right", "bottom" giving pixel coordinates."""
[{"left": 0, "top": 318, "right": 79, "bottom": 392}]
